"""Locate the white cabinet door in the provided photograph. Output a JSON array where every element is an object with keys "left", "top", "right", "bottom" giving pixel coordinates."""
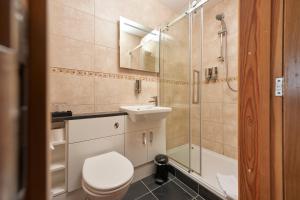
[
  {"left": 147, "top": 127, "right": 166, "bottom": 162},
  {"left": 125, "top": 131, "right": 148, "bottom": 167}
]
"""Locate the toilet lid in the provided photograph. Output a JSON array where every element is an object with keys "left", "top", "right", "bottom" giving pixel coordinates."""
[{"left": 82, "top": 151, "right": 134, "bottom": 191}]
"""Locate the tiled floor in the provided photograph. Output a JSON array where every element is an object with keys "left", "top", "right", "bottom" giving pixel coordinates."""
[{"left": 122, "top": 173, "right": 206, "bottom": 200}]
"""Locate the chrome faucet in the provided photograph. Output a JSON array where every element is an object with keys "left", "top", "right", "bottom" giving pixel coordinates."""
[{"left": 149, "top": 96, "right": 158, "bottom": 106}]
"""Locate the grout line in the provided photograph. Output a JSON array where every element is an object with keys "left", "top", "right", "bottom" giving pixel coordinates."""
[
  {"left": 172, "top": 178, "right": 196, "bottom": 199},
  {"left": 140, "top": 181, "right": 159, "bottom": 200}
]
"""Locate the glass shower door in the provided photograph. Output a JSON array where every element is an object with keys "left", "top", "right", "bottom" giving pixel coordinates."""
[{"left": 160, "top": 15, "right": 191, "bottom": 169}]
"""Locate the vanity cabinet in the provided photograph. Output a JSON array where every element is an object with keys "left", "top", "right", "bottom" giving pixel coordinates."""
[
  {"left": 147, "top": 127, "right": 165, "bottom": 162},
  {"left": 125, "top": 117, "right": 166, "bottom": 167},
  {"left": 125, "top": 131, "right": 148, "bottom": 166}
]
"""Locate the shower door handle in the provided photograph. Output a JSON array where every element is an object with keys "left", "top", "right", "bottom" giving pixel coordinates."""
[
  {"left": 192, "top": 70, "right": 200, "bottom": 104},
  {"left": 142, "top": 133, "right": 147, "bottom": 145}
]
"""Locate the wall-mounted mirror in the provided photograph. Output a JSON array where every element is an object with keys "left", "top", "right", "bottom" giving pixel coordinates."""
[{"left": 119, "top": 17, "right": 159, "bottom": 73}]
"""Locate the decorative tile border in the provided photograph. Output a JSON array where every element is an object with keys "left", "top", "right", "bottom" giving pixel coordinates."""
[
  {"left": 50, "top": 67, "right": 159, "bottom": 82},
  {"left": 51, "top": 67, "right": 237, "bottom": 85},
  {"left": 160, "top": 76, "right": 238, "bottom": 85}
]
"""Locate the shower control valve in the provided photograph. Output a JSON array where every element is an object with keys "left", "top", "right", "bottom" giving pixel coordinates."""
[
  {"left": 205, "top": 67, "right": 218, "bottom": 83},
  {"left": 211, "top": 67, "right": 218, "bottom": 82},
  {"left": 205, "top": 68, "right": 213, "bottom": 83}
]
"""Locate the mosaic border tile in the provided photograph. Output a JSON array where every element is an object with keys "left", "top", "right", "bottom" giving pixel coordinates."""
[
  {"left": 51, "top": 67, "right": 237, "bottom": 85},
  {"left": 50, "top": 67, "right": 159, "bottom": 82}
]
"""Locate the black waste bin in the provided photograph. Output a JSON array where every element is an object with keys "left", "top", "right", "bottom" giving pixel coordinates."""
[{"left": 154, "top": 154, "right": 169, "bottom": 184}]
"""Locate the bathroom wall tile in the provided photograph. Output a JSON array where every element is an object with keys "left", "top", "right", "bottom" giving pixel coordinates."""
[
  {"left": 95, "top": 104, "right": 122, "bottom": 112},
  {"left": 201, "top": 83, "right": 223, "bottom": 103},
  {"left": 94, "top": 0, "right": 174, "bottom": 27},
  {"left": 55, "top": 0, "right": 94, "bottom": 14},
  {"left": 49, "top": 2, "right": 94, "bottom": 43},
  {"left": 94, "top": 78, "right": 136, "bottom": 105},
  {"left": 201, "top": 102, "right": 223, "bottom": 123},
  {"left": 49, "top": 72, "right": 95, "bottom": 105},
  {"left": 201, "top": 139, "right": 223, "bottom": 154},
  {"left": 95, "top": 18, "right": 118, "bottom": 48},
  {"left": 223, "top": 124, "right": 237, "bottom": 148},
  {"left": 201, "top": 121, "right": 223, "bottom": 143},
  {"left": 222, "top": 103, "right": 237, "bottom": 125},
  {"left": 50, "top": 103, "right": 94, "bottom": 114},
  {"left": 223, "top": 145, "right": 237, "bottom": 159},
  {"left": 223, "top": 81, "right": 238, "bottom": 103},
  {"left": 94, "top": 45, "right": 119, "bottom": 73},
  {"left": 94, "top": 0, "right": 134, "bottom": 23},
  {"left": 49, "top": 34, "right": 94, "bottom": 70}
]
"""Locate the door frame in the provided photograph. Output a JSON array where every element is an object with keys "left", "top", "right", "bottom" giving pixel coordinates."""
[
  {"left": 22, "top": 0, "right": 288, "bottom": 199},
  {"left": 26, "top": 0, "right": 49, "bottom": 199}
]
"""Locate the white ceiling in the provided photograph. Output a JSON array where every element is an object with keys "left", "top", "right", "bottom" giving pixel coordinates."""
[{"left": 159, "top": 0, "right": 189, "bottom": 12}]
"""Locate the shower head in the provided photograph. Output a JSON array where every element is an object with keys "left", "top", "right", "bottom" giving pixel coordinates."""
[
  {"left": 216, "top": 13, "right": 225, "bottom": 21},
  {"left": 216, "top": 13, "right": 227, "bottom": 34}
]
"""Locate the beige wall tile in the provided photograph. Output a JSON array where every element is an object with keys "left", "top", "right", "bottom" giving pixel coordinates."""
[
  {"left": 201, "top": 82, "right": 223, "bottom": 103},
  {"left": 49, "top": 2, "right": 94, "bottom": 42},
  {"left": 55, "top": 0, "right": 94, "bottom": 14},
  {"left": 95, "top": 18, "right": 118, "bottom": 48},
  {"left": 49, "top": 34, "right": 94, "bottom": 70},
  {"left": 201, "top": 121, "right": 223, "bottom": 143},
  {"left": 201, "top": 102, "right": 223, "bottom": 123},
  {"left": 223, "top": 81, "right": 238, "bottom": 103},
  {"left": 94, "top": 0, "right": 174, "bottom": 27},
  {"left": 222, "top": 103, "right": 237, "bottom": 125},
  {"left": 50, "top": 73, "right": 95, "bottom": 105},
  {"left": 50, "top": 103, "right": 95, "bottom": 114},
  {"left": 202, "top": 139, "right": 223, "bottom": 154},
  {"left": 223, "top": 145, "right": 237, "bottom": 159},
  {"left": 94, "top": 45, "right": 119, "bottom": 73},
  {"left": 223, "top": 124, "right": 237, "bottom": 148}
]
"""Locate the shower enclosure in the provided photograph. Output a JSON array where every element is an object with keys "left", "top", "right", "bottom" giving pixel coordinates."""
[{"left": 159, "top": 0, "right": 238, "bottom": 196}]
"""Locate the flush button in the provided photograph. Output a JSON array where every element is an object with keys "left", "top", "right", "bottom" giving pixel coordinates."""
[{"left": 114, "top": 122, "right": 119, "bottom": 129}]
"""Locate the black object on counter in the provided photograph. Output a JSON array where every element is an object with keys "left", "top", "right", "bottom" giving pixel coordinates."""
[
  {"left": 154, "top": 154, "right": 169, "bottom": 184},
  {"left": 51, "top": 111, "right": 72, "bottom": 118}
]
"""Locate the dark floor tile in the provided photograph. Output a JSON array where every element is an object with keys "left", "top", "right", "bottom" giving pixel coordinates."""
[
  {"left": 137, "top": 192, "right": 157, "bottom": 200},
  {"left": 122, "top": 181, "right": 149, "bottom": 200},
  {"left": 169, "top": 172, "right": 175, "bottom": 180},
  {"left": 152, "top": 181, "right": 193, "bottom": 200},
  {"left": 193, "top": 195, "right": 206, "bottom": 200},
  {"left": 198, "top": 184, "right": 222, "bottom": 200},
  {"left": 142, "top": 175, "right": 162, "bottom": 191},
  {"left": 142, "top": 173, "right": 175, "bottom": 191},
  {"left": 175, "top": 170, "right": 199, "bottom": 194},
  {"left": 173, "top": 178, "right": 198, "bottom": 198}
]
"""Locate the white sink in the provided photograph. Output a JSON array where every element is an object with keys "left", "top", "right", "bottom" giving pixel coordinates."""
[{"left": 120, "top": 105, "right": 172, "bottom": 122}]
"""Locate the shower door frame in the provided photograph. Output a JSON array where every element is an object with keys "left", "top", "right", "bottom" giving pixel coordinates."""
[
  {"left": 159, "top": 0, "right": 228, "bottom": 195},
  {"left": 160, "top": 0, "right": 207, "bottom": 174}
]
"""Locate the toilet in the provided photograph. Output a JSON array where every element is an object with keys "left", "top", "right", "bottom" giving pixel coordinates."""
[{"left": 82, "top": 151, "right": 134, "bottom": 200}]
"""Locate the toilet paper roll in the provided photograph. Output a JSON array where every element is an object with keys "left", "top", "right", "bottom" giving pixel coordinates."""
[{"left": 51, "top": 128, "right": 65, "bottom": 142}]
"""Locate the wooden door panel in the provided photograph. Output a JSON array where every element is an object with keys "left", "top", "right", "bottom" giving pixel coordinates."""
[
  {"left": 283, "top": 1, "right": 300, "bottom": 197},
  {"left": 239, "top": 0, "right": 271, "bottom": 199}
]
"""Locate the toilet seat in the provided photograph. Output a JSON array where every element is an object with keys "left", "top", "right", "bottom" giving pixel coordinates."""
[{"left": 82, "top": 151, "right": 134, "bottom": 193}]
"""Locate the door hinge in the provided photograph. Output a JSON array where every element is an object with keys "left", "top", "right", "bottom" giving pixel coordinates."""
[{"left": 275, "top": 77, "right": 284, "bottom": 97}]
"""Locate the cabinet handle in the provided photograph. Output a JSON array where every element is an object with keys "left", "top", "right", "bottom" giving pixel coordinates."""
[
  {"left": 142, "top": 133, "right": 147, "bottom": 145},
  {"left": 114, "top": 122, "right": 119, "bottom": 129},
  {"left": 149, "top": 131, "right": 153, "bottom": 143}
]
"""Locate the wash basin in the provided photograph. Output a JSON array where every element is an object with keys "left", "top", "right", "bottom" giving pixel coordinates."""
[{"left": 120, "top": 105, "right": 172, "bottom": 122}]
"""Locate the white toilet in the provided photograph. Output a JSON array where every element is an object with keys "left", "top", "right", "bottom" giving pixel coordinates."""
[{"left": 82, "top": 151, "right": 134, "bottom": 200}]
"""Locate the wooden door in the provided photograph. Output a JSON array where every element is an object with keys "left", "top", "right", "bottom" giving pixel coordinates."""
[
  {"left": 283, "top": 0, "right": 300, "bottom": 199},
  {"left": 239, "top": 0, "right": 272, "bottom": 199}
]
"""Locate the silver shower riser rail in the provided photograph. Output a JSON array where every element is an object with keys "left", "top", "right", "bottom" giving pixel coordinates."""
[{"left": 160, "top": 0, "right": 208, "bottom": 31}]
